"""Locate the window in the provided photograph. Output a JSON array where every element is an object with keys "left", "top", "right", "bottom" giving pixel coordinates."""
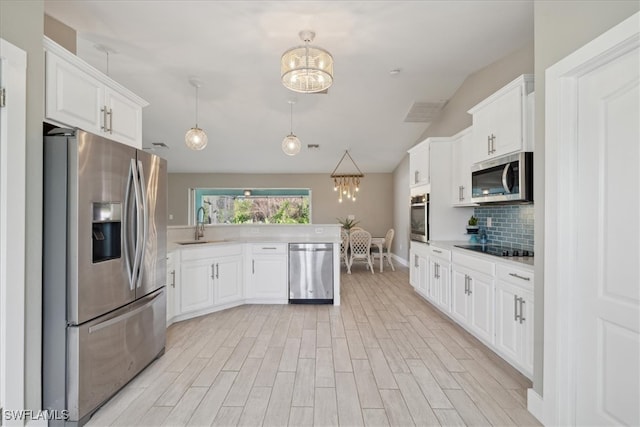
[{"left": 191, "top": 188, "right": 311, "bottom": 225}]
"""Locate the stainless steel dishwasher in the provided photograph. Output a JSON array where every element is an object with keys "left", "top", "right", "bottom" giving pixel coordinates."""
[{"left": 289, "top": 243, "right": 334, "bottom": 304}]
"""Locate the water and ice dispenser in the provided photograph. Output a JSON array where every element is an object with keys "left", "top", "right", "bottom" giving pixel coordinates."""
[{"left": 92, "top": 202, "right": 122, "bottom": 263}]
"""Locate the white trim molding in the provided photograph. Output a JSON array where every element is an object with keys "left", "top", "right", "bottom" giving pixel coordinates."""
[
  {"left": 527, "top": 388, "right": 544, "bottom": 424},
  {"left": 0, "top": 37, "right": 27, "bottom": 424},
  {"left": 391, "top": 252, "right": 409, "bottom": 268},
  {"left": 543, "top": 12, "right": 639, "bottom": 426}
]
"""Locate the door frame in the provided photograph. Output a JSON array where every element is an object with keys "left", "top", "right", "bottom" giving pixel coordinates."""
[
  {"left": 543, "top": 12, "right": 639, "bottom": 426},
  {"left": 0, "top": 37, "right": 27, "bottom": 418}
]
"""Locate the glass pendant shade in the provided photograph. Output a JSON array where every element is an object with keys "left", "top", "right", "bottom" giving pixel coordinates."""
[
  {"left": 185, "top": 78, "right": 207, "bottom": 150},
  {"left": 282, "top": 31, "right": 333, "bottom": 94},
  {"left": 185, "top": 127, "right": 208, "bottom": 150},
  {"left": 282, "top": 133, "right": 301, "bottom": 156}
]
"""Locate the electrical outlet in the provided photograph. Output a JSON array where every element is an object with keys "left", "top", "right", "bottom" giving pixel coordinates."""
[
  {"left": 168, "top": 214, "right": 174, "bottom": 220},
  {"left": 487, "top": 217, "right": 492, "bottom": 228},
  {"left": 347, "top": 214, "right": 355, "bottom": 220},
  {"left": 315, "top": 227, "right": 323, "bottom": 234}
]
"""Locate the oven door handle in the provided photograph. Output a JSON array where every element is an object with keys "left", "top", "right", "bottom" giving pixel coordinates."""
[{"left": 501, "top": 163, "right": 513, "bottom": 194}]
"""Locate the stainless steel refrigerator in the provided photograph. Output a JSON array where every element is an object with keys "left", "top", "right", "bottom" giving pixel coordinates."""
[{"left": 43, "top": 129, "right": 167, "bottom": 425}]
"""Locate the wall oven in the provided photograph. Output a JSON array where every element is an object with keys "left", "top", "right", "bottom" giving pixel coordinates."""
[
  {"left": 471, "top": 152, "right": 533, "bottom": 204},
  {"left": 410, "top": 194, "right": 429, "bottom": 243}
]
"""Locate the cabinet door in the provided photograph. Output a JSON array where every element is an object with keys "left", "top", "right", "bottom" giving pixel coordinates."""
[
  {"left": 491, "top": 85, "right": 523, "bottom": 158},
  {"left": 469, "top": 272, "right": 495, "bottom": 344},
  {"left": 45, "top": 50, "right": 104, "bottom": 135},
  {"left": 520, "top": 290, "right": 534, "bottom": 376},
  {"left": 451, "top": 268, "right": 469, "bottom": 324},
  {"left": 471, "top": 106, "right": 494, "bottom": 164},
  {"left": 418, "top": 255, "right": 429, "bottom": 295},
  {"left": 180, "top": 258, "right": 214, "bottom": 313},
  {"left": 250, "top": 255, "right": 287, "bottom": 300},
  {"left": 410, "top": 145, "right": 430, "bottom": 187},
  {"left": 495, "top": 282, "right": 521, "bottom": 363},
  {"left": 452, "top": 131, "right": 474, "bottom": 205},
  {"left": 437, "top": 261, "right": 451, "bottom": 313},
  {"left": 427, "top": 259, "right": 439, "bottom": 303},
  {"left": 409, "top": 250, "right": 419, "bottom": 289},
  {"left": 166, "top": 255, "right": 176, "bottom": 323},
  {"left": 104, "top": 87, "right": 143, "bottom": 148},
  {"left": 214, "top": 255, "right": 243, "bottom": 305}
]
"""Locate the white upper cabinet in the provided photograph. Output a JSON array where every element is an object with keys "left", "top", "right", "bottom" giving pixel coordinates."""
[
  {"left": 450, "top": 127, "right": 476, "bottom": 206},
  {"left": 44, "top": 37, "right": 148, "bottom": 148},
  {"left": 468, "top": 75, "right": 534, "bottom": 164},
  {"left": 407, "top": 140, "right": 430, "bottom": 190}
]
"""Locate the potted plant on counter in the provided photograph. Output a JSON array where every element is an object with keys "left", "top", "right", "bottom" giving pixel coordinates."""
[{"left": 466, "top": 215, "right": 479, "bottom": 234}]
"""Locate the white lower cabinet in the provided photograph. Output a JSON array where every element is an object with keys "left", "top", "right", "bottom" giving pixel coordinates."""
[
  {"left": 409, "top": 243, "right": 429, "bottom": 297},
  {"left": 166, "top": 252, "right": 176, "bottom": 325},
  {"left": 247, "top": 244, "right": 288, "bottom": 301},
  {"left": 176, "top": 244, "right": 244, "bottom": 318},
  {"left": 450, "top": 252, "right": 496, "bottom": 345},
  {"left": 429, "top": 246, "right": 452, "bottom": 313},
  {"left": 495, "top": 265, "right": 534, "bottom": 377}
]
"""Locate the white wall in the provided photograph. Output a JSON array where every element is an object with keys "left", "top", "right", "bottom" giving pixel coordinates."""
[
  {"left": 532, "top": 0, "right": 640, "bottom": 396},
  {"left": 392, "top": 156, "right": 410, "bottom": 262}
]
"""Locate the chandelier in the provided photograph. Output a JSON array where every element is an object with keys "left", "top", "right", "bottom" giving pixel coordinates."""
[
  {"left": 281, "top": 30, "right": 334, "bottom": 94},
  {"left": 331, "top": 151, "right": 364, "bottom": 203},
  {"left": 185, "top": 78, "right": 208, "bottom": 150}
]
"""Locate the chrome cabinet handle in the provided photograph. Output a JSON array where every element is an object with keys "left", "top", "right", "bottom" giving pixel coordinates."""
[
  {"left": 433, "top": 249, "right": 442, "bottom": 254},
  {"left": 509, "top": 272, "right": 531, "bottom": 281},
  {"left": 107, "top": 108, "right": 113, "bottom": 134},
  {"left": 170, "top": 270, "right": 175, "bottom": 288},
  {"left": 519, "top": 299, "right": 526, "bottom": 324},
  {"left": 211, "top": 264, "right": 215, "bottom": 280},
  {"left": 262, "top": 247, "right": 277, "bottom": 250},
  {"left": 252, "top": 259, "right": 255, "bottom": 274},
  {"left": 464, "top": 275, "right": 468, "bottom": 295},
  {"left": 101, "top": 106, "right": 108, "bottom": 131},
  {"left": 487, "top": 136, "right": 491, "bottom": 155},
  {"left": 414, "top": 254, "right": 419, "bottom": 268},
  {"left": 467, "top": 275, "right": 472, "bottom": 295},
  {"left": 414, "top": 170, "right": 419, "bottom": 184},
  {"left": 459, "top": 185, "right": 464, "bottom": 201},
  {"left": 514, "top": 294, "right": 519, "bottom": 321},
  {"left": 216, "top": 263, "right": 219, "bottom": 279}
]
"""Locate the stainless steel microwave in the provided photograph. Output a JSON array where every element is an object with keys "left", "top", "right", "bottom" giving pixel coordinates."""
[{"left": 471, "top": 152, "right": 533, "bottom": 204}]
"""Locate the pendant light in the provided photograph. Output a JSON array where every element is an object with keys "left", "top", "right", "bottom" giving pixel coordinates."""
[
  {"left": 282, "top": 100, "right": 301, "bottom": 156},
  {"left": 185, "top": 78, "right": 208, "bottom": 151},
  {"left": 331, "top": 150, "right": 364, "bottom": 203}
]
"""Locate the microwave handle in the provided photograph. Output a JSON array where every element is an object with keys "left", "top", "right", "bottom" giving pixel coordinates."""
[{"left": 502, "top": 163, "right": 513, "bottom": 194}]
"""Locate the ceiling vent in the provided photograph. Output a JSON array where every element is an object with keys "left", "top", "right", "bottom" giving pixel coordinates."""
[
  {"left": 404, "top": 101, "right": 447, "bottom": 123},
  {"left": 152, "top": 142, "right": 169, "bottom": 149},
  {"left": 307, "top": 144, "right": 320, "bottom": 150}
]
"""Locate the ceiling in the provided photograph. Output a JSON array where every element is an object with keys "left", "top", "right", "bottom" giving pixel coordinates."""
[{"left": 44, "top": 1, "right": 533, "bottom": 174}]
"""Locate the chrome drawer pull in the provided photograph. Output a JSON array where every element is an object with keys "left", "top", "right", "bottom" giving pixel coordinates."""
[{"left": 509, "top": 273, "right": 531, "bottom": 281}]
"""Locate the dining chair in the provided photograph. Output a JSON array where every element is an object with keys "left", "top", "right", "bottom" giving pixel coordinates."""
[
  {"left": 350, "top": 226, "right": 364, "bottom": 232},
  {"left": 340, "top": 229, "right": 349, "bottom": 267},
  {"left": 371, "top": 228, "right": 395, "bottom": 271},
  {"left": 348, "top": 229, "right": 374, "bottom": 274}
]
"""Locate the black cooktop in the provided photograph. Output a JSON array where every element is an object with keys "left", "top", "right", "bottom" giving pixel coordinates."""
[{"left": 455, "top": 244, "right": 534, "bottom": 258}]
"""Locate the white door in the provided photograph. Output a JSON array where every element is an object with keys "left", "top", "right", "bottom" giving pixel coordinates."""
[
  {"left": 451, "top": 268, "right": 469, "bottom": 324},
  {"left": 180, "top": 258, "right": 214, "bottom": 313},
  {"left": 495, "top": 282, "right": 522, "bottom": 363},
  {"left": 573, "top": 38, "right": 639, "bottom": 426},
  {"left": 251, "top": 255, "right": 287, "bottom": 299},
  {"left": 491, "top": 84, "right": 523, "bottom": 158},
  {"left": 437, "top": 261, "right": 451, "bottom": 312},
  {"left": 104, "top": 87, "right": 142, "bottom": 148},
  {"left": 469, "top": 272, "right": 495, "bottom": 344},
  {"left": 214, "top": 255, "right": 243, "bottom": 305},
  {"left": 418, "top": 254, "right": 429, "bottom": 296},
  {"left": 544, "top": 12, "right": 640, "bottom": 425}
]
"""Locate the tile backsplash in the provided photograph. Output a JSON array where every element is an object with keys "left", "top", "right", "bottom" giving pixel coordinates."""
[{"left": 473, "top": 205, "right": 534, "bottom": 250}]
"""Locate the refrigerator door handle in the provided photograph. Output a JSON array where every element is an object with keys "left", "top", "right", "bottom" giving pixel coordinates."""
[
  {"left": 136, "top": 160, "right": 148, "bottom": 288},
  {"left": 131, "top": 159, "right": 143, "bottom": 289},
  {"left": 88, "top": 291, "right": 162, "bottom": 334},
  {"left": 123, "top": 159, "right": 136, "bottom": 290}
]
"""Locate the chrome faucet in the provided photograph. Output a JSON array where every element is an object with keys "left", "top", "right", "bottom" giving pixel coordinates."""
[{"left": 195, "top": 206, "right": 205, "bottom": 240}]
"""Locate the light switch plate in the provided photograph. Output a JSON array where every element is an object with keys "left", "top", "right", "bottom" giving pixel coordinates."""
[{"left": 487, "top": 217, "right": 492, "bottom": 227}]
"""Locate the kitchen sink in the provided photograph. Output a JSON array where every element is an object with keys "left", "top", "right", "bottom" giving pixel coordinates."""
[{"left": 175, "top": 240, "right": 226, "bottom": 245}]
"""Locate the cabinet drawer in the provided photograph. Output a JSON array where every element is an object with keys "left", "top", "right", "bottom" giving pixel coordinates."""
[
  {"left": 251, "top": 243, "right": 287, "bottom": 255},
  {"left": 181, "top": 243, "right": 243, "bottom": 261},
  {"left": 452, "top": 251, "right": 495, "bottom": 276},
  {"left": 497, "top": 264, "right": 534, "bottom": 290},
  {"left": 429, "top": 245, "right": 451, "bottom": 262}
]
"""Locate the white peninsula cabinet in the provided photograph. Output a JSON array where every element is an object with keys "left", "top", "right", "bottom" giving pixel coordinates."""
[
  {"left": 468, "top": 74, "right": 534, "bottom": 164},
  {"left": 450, "top": 251, "right": 495, "bottom": 345},
  {"left": 175, "top": 244, "right": 244, "bottom": 321},
  {"left": 246, "top": 243, "right": 288, "bottom": 303},
  {"left": 44, "top": 37, "right": 148, "bottom": 148},
  {"left": 495, "top": 264, "right": 534, "bottom": 377}
]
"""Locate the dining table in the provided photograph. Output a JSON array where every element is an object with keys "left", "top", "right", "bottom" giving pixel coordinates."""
[{"left": 370, "top": 236, "right": 386, "bottom": 272}]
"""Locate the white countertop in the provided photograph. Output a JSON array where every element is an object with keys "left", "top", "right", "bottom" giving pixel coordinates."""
[
  {"left": 420, "top": 240, "right": 535, "bottom": 270},
  {"left": 168, "top": 236, "right": 340, "bottom": 252}
]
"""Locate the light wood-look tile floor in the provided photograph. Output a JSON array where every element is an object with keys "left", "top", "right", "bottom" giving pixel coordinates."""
[{"left": 87, "top": 264, "right": 541, "bottom": 427}]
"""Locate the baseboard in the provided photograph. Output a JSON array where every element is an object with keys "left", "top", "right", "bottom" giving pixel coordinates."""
[
  {"left": 527, "top": 388, "right": 544, "bottom": 424},
  {"left": 391, "top": 253, "right": 409, "bottom": 267}
]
